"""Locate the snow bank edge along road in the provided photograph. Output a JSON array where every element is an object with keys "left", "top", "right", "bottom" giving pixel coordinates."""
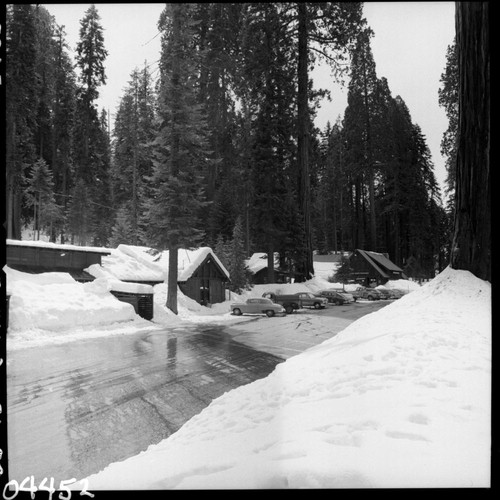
[{"left": 80, "top": 267, "right": 491, "bottom": 490}]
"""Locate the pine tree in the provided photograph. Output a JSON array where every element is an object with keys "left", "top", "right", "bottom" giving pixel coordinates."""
[
  {"left": 75, "top": 4, "right": 107, "bottom": 110},
  {"left": 238, "top": 3, "right": 297, "bottom": 283},
  {"left": 144, "top": 4, "right": 212, "bottom": 314},
  {"left": 52, "top": 23, "right": 77, "bottom": 243},
  {"left": 6, "top": 4, "right": 39, "bottom": 239},
  {"left": 292, "top": 2, "right": 364, "bottom": 280},
  {"left": 109, "top": 206, "right": 135, "bottom": 248},
  {"left": 227, "top": 216, "right": 248, "bottom": 293},
  {"left": 214, "top": 234, "right": 230, "bottom": 269},
  {"left": 438, "top": 39, "right": 458, "bottom": 198},
  {"left": 112, "top": 66, "right": 157, "bottom": 245},
  {"left": 195, "top": 3, "right": 242, "bottom": 240},
  {"left": 343, "top": 28, "right": 384, "bottom": 251},
  {"left": 66, "top": 178, "right": 91, "bottom": 246},
  {"left": 24, "top": 158, "right": 62, "bottom": 240},
  {"left": 89, "top": 109, "right": 113, "bottom": 246},
  {"left": 313, "top": 118, "right": 350, "bottom": 253},
  {"left": 73, "top": 4, "right": 110, "bottom": 245},
  {"left": 33, "top": 5, "right": 57, "bottom": 165}
]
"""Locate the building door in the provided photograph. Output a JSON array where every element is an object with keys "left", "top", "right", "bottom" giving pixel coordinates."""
[{"left": 200, "top": 278, "right": 210, "bottom": 305}]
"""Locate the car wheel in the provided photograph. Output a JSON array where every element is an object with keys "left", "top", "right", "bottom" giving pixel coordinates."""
[
  {"left": 265, "top": 310, "right": 275, "bottom": 317},
  {"left": 233, "top": 308, "right": 242, "bottom": 315},
  {"left": 314, "top": 302, "right": 321, "bottom": 309},
  {"left": 368, "top": 296, "right": 374, "bottom": 301},
  {"left": 285, "top": 305, "right": 294, "bottom": 314}
]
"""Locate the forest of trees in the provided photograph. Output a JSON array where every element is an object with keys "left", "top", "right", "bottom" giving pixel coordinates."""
[{"left": 6, "top": 3, "right": 460, "bottom": 291}]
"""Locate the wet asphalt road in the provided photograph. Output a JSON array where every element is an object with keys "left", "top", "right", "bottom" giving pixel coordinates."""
[
  {"left": 6, "top": 299, "right": 390, "bottom": 486},
  {"left": 6, "top": 324, "right": 283, "bottom": 485}
]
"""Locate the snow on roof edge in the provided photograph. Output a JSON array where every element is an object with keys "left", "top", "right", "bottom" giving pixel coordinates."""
[{"left": 7, "top": 238, "right": 111, "bottom": 254}]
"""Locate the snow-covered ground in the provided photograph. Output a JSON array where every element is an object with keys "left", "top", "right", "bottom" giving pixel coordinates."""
[{"left": 4, "top": 258, "right": 491, "bottom": 488}]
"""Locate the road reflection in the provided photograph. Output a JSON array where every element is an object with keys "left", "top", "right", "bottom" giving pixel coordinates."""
[{"left": 7, "top": 324, "right": 283, "bottom": 485}]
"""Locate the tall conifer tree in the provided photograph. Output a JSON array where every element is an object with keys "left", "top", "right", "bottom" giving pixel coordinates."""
[
  {"left": 6, "top": 4, "right": 39, "bottom": 239},
  {"left": 145, "top": 4, "right": 211, "bottom": 314}
]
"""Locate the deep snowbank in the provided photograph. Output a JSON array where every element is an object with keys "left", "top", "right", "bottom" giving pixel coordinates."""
[
  {"left": 79, "top": 267, "right": 491, "bottom": 489},
  {"left": 5, "top": 266, "right": 137, "bottom": 333},
  {"left": 4, "top": 265, "right": 243, "bottom": 349}
]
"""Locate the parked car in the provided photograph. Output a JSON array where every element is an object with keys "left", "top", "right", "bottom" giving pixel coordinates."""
[
  {"left": 319, "top": 288, "right": 356, "bottom": 305},
  {"left": 352, "top": 286, "right": 381, "bottom": 301},
  {"left": 231, "top": 297, "right": 285, "bottom": 317},
  {"left": 263, "top": 292, "right": 328, "bottom": 313},
  {"left": 387, "top": 289, "right": 405, "bottom": 299},
  {"left": 317, "top": 290, "right": 349, "bottom": 305},
  {"left": 375, "top": 286, "right": 392, "bottom": 300},
  {"left": 336, "top": 290, "right": 355, "bottom": 303}
]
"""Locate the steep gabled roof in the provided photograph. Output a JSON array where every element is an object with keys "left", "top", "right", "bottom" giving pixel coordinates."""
[
  {"left": 88, "top": 245, "right": 230, "bottom": 282},
  {"left": 245, "top": 253, "right": 280, "bottom": 275},
  {"left": 355, "top": 249, "right": 405, "bottom": 277}
]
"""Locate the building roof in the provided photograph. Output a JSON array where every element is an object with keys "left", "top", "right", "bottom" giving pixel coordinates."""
[
  {"left": 355, "top": 249, "right": 406, "bottom": 278},
  {"left": 87, "top": 244, "right": 230, "bottom": 282},
  {"left": 245, "top": 253, "right": 280, "bottom": 275},
  {"left": 7, "top": 239, "right": 111, "bottom": 254},
  {"left": 313, "top": 253, "right": 348, "bottom": 263}
]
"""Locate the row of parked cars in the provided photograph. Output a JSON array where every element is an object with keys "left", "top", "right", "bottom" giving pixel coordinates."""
[
  {"left": 230, "top": 286, "right": 406, "bottom": 317},
  {"left": 319, "top": 286, "right": 405, "bottom": 304}
]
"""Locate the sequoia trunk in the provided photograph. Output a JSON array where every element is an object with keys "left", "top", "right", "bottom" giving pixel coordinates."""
[{"left": 450, "top": 2, "right": 490, "bottom": 281}]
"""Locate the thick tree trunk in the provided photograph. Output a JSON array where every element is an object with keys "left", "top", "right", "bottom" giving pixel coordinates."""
[
  {"left": 165, "top": 4, "right": 182, "bottom": 315},
  {"left": 166, "top": 246, "right": 179, "bottom": 315},
  {"left": 297, "top": 3, "right": 314, "bottom": 280},
  {"left": 450, "top": 2, "right": 490, "bottom": 281},
  {"left": 362, "top": 59, "right": 376, "bottom": 250}
]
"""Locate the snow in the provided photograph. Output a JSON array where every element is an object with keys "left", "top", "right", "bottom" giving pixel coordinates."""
[
  {"left": 380, "top": 278, "right": 421, "bottom": 293},
  {"left": 245, "top": 253, "right": 341, "bottom": 281},
  {"left": 4, "top": 249, "right": 491, "bottom": 488},
  {"left": 86, "top": 244, "right": 230, "bottom": 282},
  {"left": 312, "top": 260, "right": 341, "bottom": 281},
  {"left": 63, "top": 266, "right": 489, "bottom": 490},
  {"left": 6, "top": 238, "right": 111, "bottom": 254},
  {"left": 245, "top": 252, "right": 279, "bottom": 275}
]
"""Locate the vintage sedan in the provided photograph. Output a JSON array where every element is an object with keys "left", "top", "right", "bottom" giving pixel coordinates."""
[
  {"left": 352, "top": 286, "right": 382, "bottom": 301},
  {"left": 338, "top": 291, "right": 355, "bottom": 303},
  {"left": 230, "top": 297, "right": 286, "bottom": 317},
  {"left": 375, "top": 286, "right": 392, "bottom": 300},
  {"left": 317, "top": 290, "right": 347, "bottom": 305}
]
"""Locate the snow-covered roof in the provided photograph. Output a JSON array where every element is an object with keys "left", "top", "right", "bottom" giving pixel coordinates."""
[
  {"left": 245, "top": 253, "right": 280, "bottom": 275},
  {"left": 7, "top": 238, "right": 111, "bottom": 254},
  {"left": 87, "top": 245, "right": 230, "bottom": 282},
  {"left": 312, "top": 261, "right": 340, "bottom": 281}
]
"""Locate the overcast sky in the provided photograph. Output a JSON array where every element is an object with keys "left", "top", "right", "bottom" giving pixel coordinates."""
[{"left": 42, "top": 2, "right": 456, "bottom": 194}]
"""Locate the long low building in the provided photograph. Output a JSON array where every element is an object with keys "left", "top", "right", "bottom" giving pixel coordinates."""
[
  {"left": 6, "top": 239, "right": 111, "bottom": 282},
  {"left": 6, "top": 240, "right": 231, "bottom": 305}
]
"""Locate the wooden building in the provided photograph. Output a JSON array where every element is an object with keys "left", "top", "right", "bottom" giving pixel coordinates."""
[
  {"left": 339, "top": 249, "right": 408, "bottom": 286},
  {"left": 6, "top": 239, "right": 111, "bottom": 282},
  {"left": 96, "top": 245, "right": 231, "bottom": 305},
  {"left": 245, "top": 253, "right": 288, "bottom": 284},
  {"left": 178, "top": 252, "right": 230, "bottom": 305}
]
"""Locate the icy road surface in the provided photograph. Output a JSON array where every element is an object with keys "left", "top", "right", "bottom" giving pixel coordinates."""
[{"left": 6, "top": 325, "right": 283, "bottom": 485}]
